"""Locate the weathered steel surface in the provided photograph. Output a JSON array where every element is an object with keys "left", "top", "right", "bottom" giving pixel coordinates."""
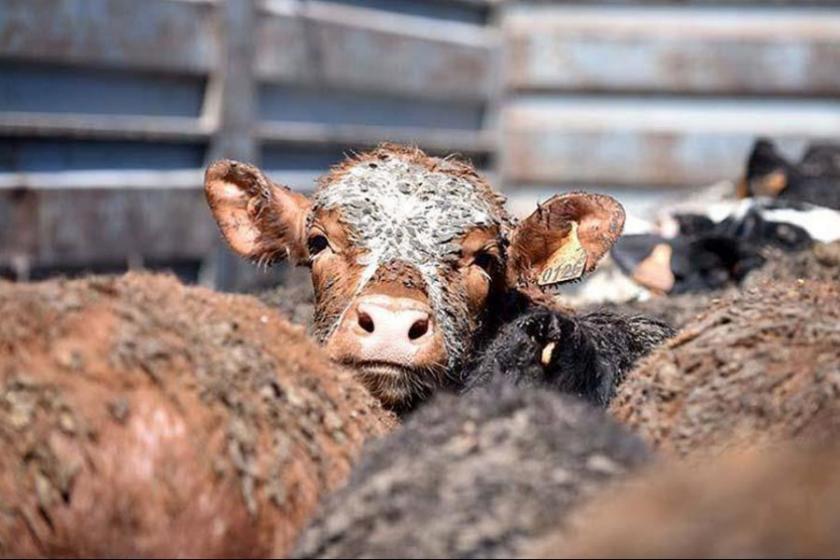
[
  {"left": 0, "top": 0, "right": 217, "bottom": 74},
  {"left": 0, "top": 169, "right": 205, "bottom": 190},
  {"left": 0, "top": 113, "right": 209, "bottom": 142},
  {"left": 0, "top": 187, "right": 217, "bottom": 267},
  {"left": 206, "top": 0, "right": 258, "bottom": 163},
  {"left": 205, "top": 0, "right": 260, "bottom": 290},
  {"left": 257, "top": 1, "right": 496, "bottom": 101},
  {"left": 258, "top": 84, "right": 486, "bottom": 130},
  {"left": 0, "top": 139, "right": 206, "bottom": 173},
  {"left": 520, "top": 0, "right": 840, "bottom": 3},
  {"left": 259, "top": 121, "right": 495, "bottom": 156},
  {"left": 516, "top": 1, "right": 840, "bottom": 5},
  {"left": 505, "top": 6, "right": 840, "bottom": 95},
  {"left": 0, "top": 0, "right": 499, "bottom": 281},
  {"left": 502, "top": 98, "right": 840, "bottom": 187},
  {"left": 0, "top": 62, "right": 206, "bottom": 117}
]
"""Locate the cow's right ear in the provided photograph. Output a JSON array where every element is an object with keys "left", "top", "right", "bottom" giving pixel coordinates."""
[{"left": 205, "top": 160, "right": 312, "bottom": 265}]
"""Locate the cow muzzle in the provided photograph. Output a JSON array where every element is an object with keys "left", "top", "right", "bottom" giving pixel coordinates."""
[{"left": 326, "top": 293, "right": 447, "bottom": 394}]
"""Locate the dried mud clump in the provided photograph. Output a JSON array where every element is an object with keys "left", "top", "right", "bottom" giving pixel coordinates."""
[
  {"left": 0, "top": 273, "right": 395, "bottom": 558},
  {"left": 294, "top": 382, "right": 650, "bottom": 559},
  {"left": 534, "top": 444, "right": 840, "bottom": 558},
  {"left": 611, "top": 279, "right": 840, "bottom": 456}
]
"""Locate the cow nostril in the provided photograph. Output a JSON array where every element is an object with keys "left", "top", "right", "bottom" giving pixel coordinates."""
[
  {"left": 358, "top": 311, "right": 375, "bottom": 333},
  {"left": 408, "top": 318, "right": 429, "bottom": 340}
]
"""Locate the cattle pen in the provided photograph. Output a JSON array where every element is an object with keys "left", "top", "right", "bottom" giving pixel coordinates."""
[{"left": 1, "top": 1, "right": 840, "bottom": 558}]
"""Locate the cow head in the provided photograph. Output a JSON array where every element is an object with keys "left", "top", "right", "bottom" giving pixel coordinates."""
[{"left": 205, "top": 145, "right": 624, "bottom": 410}]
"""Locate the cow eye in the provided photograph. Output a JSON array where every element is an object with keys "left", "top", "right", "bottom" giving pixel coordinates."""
[
  {"left": 308, "top": 234, "right": 330, "bottom": 256},
  {"left": 473, "top": 251, "right": 495, "bottom": 273}
]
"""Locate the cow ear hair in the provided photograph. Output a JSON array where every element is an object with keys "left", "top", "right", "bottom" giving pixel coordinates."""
[
  {"left": 508, "top": 193, "right": 625, "bottom": 289},
  {"left": 204, "top": 160, "right": 311, "bottom": 265}
]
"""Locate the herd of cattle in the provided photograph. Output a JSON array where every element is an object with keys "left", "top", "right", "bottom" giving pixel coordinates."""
[{"left": 0, "top": 140, "right": 838, "bottom": 558}]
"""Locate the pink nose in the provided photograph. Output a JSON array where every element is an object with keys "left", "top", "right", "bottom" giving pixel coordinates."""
[{"left": 345, "top": 295, "right": 435, "bottom": 363}]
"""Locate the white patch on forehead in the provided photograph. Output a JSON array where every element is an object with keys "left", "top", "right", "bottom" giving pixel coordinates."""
[
  {"left": 314, "top": 157, "right": 502, "bottom": 269},
  {"left": 312, "top": 155, "right": 506, "bottom": 363}
]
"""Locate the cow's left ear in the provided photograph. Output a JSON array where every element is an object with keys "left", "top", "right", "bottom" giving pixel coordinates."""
[{"left": 508, "top": 193, "right": 625, "bottom": 289}]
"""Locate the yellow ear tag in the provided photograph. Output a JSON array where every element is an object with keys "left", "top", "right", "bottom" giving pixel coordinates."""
[{"left": 537, "top": 222, "right": 588, "bottom": 286}]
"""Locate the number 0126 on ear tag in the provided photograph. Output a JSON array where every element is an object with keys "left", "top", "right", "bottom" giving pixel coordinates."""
[{"left": 538, "top": 223, "right": 588, "bottom": 287}]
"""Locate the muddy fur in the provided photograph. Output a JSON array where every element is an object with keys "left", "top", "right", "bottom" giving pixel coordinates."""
[
  {"left": 293, "top": 382, "right": 650, "bottom": 559},
  {"left": 0, "top": 273, "right": 395, "bottom": 557},
  {"left": 534, "top": 444, "right": 840, "bottom": 558},
  {"left": 747, "top": 241, "right": 840, "bottom": 287},
  {"left": 611, "top": 279, "right": 840, "bottom": 457},
  {"left": 318, "top": 145, "right": 509, "bottom": 220},
  {"left": 462, "top": 307, "right": 674, "bottom": 407},
  {"left": 310, "top": 144, "right": 512, "bottom": 372},
  {"left": 258, "top": 280, "right": 316, "bottom": 331}
]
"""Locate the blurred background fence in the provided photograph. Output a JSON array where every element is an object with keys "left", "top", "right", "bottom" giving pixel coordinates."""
[
  {"left": 501, "top": 0, "right": 840, "bottom": 218},
  {"left": 1, "top": 0, "right": 839, "bottom": 290}
]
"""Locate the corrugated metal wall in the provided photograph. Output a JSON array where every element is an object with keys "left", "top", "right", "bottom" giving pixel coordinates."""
[
  {"left": 2, "top": 0, "right": 839, "bottom": 286},
  {"left": 500, "top": 0, "right": 840, "bottom": 216},
  {"left": 0, "top": 0, "right": 499, "bottom": 287}
]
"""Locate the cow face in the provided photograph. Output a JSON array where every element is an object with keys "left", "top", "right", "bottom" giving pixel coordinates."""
[{"left": 205, "top": 145, "right": 624, "bottom": 410}]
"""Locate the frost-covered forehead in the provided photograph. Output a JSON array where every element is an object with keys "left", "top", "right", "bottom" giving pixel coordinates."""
[{"left": 312, "top": 154, "right": 510, "bottom": 264}]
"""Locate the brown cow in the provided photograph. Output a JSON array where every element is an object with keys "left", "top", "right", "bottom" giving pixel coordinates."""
[
  {"left": 612, "top": 279, "right": 840, "bottom": 457},
  {"left": 534, "top": 443, "right": 840, "bottom": 558},
  {"left": 206, "top": 144, "right": 626, "bottom": 411},
  {"left": 0, "top": 273, "right": 395, "bottom": 557}
]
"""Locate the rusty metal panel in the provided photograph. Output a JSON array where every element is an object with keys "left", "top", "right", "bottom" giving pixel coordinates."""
[
  {"left": 505, "top": 5, "right": 840, "bottom": 95},
  {"left": 257, "top": 1, "right": 497, "bottom": 101},
  {"left": 0, "top": 139, "right": 207, "bottom": 173},
  {"left": 0, "top": 113, "right": 209, "bottom": 143},
  {"left": 0, "top": 62, "right": 207, "bottom": 117},
  {"left": 0, "top": 187, "right": 217, "bottom": 268},
  {"left": 0, "top": 189, "right": 38, "bottom": 267},
  {"left": 514, "top": 1, "right": 840, "bottom": 7},
  {"left": 258, "top": 85, "right": 486, "bottom": 130},
  {"left": 0, "top": 0, "right": 218, "bottom": 74},
  {"left": 0, "top": 0, "right": 501, "bottom": 285},
  {"left": 38, "top": 189, "right": 218, "bottom": 265},
  {"left": 259, "top": 121, "right": 495, "bottom": 156},
  {"left": 206, "top": 0, "right": 259, "bottom": 163},
  {"left": 502, "top": 98, "right": 840, "bottom": 187}
]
